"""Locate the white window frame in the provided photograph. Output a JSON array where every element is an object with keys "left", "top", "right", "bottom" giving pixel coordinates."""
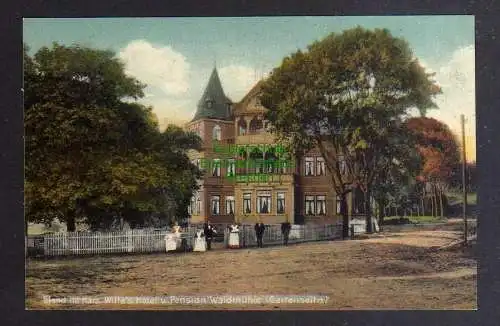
[
  {"left": 257, "top": 191, "right": 271, "bottom": 214},
  {"left": 339, "top": 156, "right": 347, "bottom": 174},
  {"left": 212, "top": 159, "right": 221, "bottom": 177},
  {"left": 243, "top": 193, "right": 252, "bottom": 214},
  {"left": 277, "top": 192, "right": 285, "bottom": 214},
  {"left": 211, "top": 195, "right": 220, "bottom": 215},
  {"left": 305, "top": 195, "right": 315, "bottom": 215},
  {"left": 316, "top": 157, "right": 326, "bottom": 176},
  {"left": 213, "top": 125, "right": 221, "bottom": 141},
  {"left": 225, "top": 196, "right": 235, "bottom": 215},
  {"left": 226, "top": 159, "right": 235, "bottom": 177},
  {"left": 316, "top": 195, "right": 326, "bottom": 215},
  {"left": 305, "top": 157, "right": 314, "bottom": 176}
]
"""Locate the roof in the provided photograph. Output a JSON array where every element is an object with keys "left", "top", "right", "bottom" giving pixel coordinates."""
[
  {"left": 232, "top": 80, "right": 267, "bottom": 115},
  {"left": 191, "top": 67, "right": 232, "bottom": 122}
]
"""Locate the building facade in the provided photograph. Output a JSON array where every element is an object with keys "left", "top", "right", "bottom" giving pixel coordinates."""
[{"left": 186, "top": 68, "right": 358, "bottom": 225}]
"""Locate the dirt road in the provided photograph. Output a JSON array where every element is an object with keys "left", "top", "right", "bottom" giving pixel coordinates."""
[{"left": 26, "top": 229, "right": 476, "bottom": 310}]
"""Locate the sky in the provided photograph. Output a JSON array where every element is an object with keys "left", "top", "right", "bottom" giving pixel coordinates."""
[{"left": 23, "top": 16, "right": 476, "bottom": 161}]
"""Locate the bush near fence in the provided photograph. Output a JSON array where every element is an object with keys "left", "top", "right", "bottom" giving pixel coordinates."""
[{"left": 26, "top": 223, "right": 366, "bottom": 258}]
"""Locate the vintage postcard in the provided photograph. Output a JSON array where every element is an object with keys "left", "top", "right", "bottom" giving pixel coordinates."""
[{"left": 24, "top": 16, "right": 476, "bottom": 310}]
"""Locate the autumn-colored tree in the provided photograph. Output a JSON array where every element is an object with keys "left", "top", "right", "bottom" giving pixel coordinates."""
[{"left": 406, "top": 117, "right": 461, "bottom": 217}]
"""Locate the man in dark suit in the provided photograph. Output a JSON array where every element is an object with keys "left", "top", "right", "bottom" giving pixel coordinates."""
[
  {"left": 204, "top": 220, "right": 216, "bottom": 250},
  {"left": 254, "top": 223, "right": 259, "bottom": 247},
  {"left": 281, "top": 221, "right": 291, "bottom": 246},
  {"left": 255, "top": 222, "right": 265, "bottom": 248}
]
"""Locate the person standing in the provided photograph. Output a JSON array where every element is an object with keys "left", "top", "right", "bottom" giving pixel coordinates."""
[
  {"left": 204, "top": 220, "right": 216, "bottom": 250},
  {"left": 193, "top": 229, "right": 207, "bottom": 252},
  {"left": 256, "top": 222, "right": 266, "bottom": 248},
  {"left": 228, "top": 224, "right": 240, "bottom": 249},
  {"left": 281, "top": 221, "right": 291, "bottom": 246},
  {"left": 254, "top": 223, "right": 260, "bottom": 247}
]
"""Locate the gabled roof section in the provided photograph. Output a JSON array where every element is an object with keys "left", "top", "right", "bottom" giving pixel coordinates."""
[
  {"left": 191, "top": 67, "right": 232, "bottom": 122},
  {"left": 232, "top": 80, "right": 267, "bottom": 115}
]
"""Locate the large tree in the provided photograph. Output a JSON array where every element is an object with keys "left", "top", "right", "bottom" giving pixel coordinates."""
[
  {"left": 406, "top": 117, "right": 461, "bottom": 217},
  {"left": 24, "top": 43, "right": 201, "bottom": 231},
  {"left": 370, "top": 121, "right": 423, "bottom": 225},
  {"left": 260, "top": 27, "right": 440, "bottom": 236}
]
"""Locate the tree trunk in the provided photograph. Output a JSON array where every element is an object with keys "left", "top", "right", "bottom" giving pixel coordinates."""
[
  {"left": 433, "top": 184, "right": 439, "bottom": 217},
  {"left": 438, "top": 186, "right": 444, "bottom": 218},
  {"left": 365, "top": 188, "right": 373, "bottom": 233},
  {"left": 341, "top": 194, "right": 349, "bottom": 239},
  {"left": 67, "top": 215, "right": 76, "bottom": 232},
  {"left": 430, "top": 188, "right": 435, "bottom": 217},
  {"left": 378, "top": 200, "right": 385, "bottom": 226}
]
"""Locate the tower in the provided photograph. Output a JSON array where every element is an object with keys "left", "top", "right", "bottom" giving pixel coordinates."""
[{"left": 186, "top": 67, "right": 235, "bottom": 223}]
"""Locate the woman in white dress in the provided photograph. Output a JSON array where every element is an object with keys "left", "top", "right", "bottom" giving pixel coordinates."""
[
  {"left": 193, "top": 229, "right": 207, "bottom": 252},
  {"left": 165, "top": 224, "right": 182, "bottom": 252},
  {"left": 228, "top": 224, "right": 240, "bottom": 249}
]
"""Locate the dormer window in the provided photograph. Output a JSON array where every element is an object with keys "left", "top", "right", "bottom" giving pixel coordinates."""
[
  {"left": 213, "top": 125, "right": 221, "bottom": 141},
  {"left": 206, "top": 98, "right": 214, "bottom": 109}
]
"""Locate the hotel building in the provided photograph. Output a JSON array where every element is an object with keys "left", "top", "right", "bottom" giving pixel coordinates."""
[{"left": 186, "top": 68, "right": 361, "bottom": 224}]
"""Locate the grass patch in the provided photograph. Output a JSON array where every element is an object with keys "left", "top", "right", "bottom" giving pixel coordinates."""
[
  {"left": 447, "top": 192, "right": 477, "bottom": 206},
  {"left": 384, "top": 215, "right": 447, "bottom": 225}
]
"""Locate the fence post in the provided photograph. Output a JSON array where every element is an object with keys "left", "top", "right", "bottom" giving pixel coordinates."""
[{"left": 127, "top": 230, "right": 133, "bottom": 253}]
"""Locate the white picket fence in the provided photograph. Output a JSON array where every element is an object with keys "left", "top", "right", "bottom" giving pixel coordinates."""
[
  {"left": 223, "top": 223, "right": 344, "bottom": 248},
  {"left": 26, "top": 223, "right": 353, "bottom": 257},
  {"left": 27, "top": 228, "right": 198, "bottom": 257}
]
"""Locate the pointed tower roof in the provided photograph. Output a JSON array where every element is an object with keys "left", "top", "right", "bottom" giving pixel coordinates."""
[{"left": 191, "top": 67, "right": 232, "bottom": 122}]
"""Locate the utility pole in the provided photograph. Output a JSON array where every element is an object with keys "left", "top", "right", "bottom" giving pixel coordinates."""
[{"left": 461, "top": 114, "right": 468, "bottom": 245}]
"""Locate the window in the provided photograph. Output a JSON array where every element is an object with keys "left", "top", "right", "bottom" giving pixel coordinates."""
[
  {"left": 196, "top": 196, "right": 201, "bottom": 215},
  {"left": 188, "top": 198, "right": 193, "bottom": 215},
  {"left": 206, "top": 98, "right": 214, "bottom": 109},
  {"left": 190, "top": 192, "right": 199, "bottom": 215},
  {"left": 336, "top": 195, "right": 342, "bottom": 215},
  {"left": 316, "top": 157, "right": 326, "bottom": 176},
  {"left": 339, "top": 156, "right": 347, "bottom": 174},
  {"left": 305, "top": 157, "right": 314, "bottom": 176},
  {"left": 226, "top": 196, "right": 235, "bottom": 215},
  {"left": 211, "top": 196, "right": 220, "bottom": 215},
  {"left": 266, "top": 159, "right": 274, "bottom": 173},
  {"left": 213, "top": 125, "right": 221, "bottom": 141},
  {"left": 257, "top": 191, "right": 271, "bottom": 214},
  {"left": 196, "top": 158, "right": 204, "bottom": 171},
  {"left": 316, "top": 195, "right": 326, "bottom": 215},
  {"left": 277, "top": 192, "right": 285, "bottom": 214},
  {"left": 212, "top": 159, "right": 221, "bottom": 177},
  {"left": 305, "top": 196, "right": 315, "bottom": 215},
  {"left": 226, "top": 159, "right": 235, "bottom": 177},
  {"left": 255, "top": 158, "right": 264, "bottom": 174},
  {"left": 243, "top": 193, "right": 252, "bottom": 214},
  {"left": 280, "top": 159, "right": 288, "bottom": 174}
]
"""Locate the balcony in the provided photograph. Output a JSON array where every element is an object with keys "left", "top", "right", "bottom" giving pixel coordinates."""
[
  {"left": 232, "top": 173, "right": 295, "bottom": 185},
  {"left": 235, "top": 132, "right": 276, "bottom": 145},
  {"left": 202, "top": 138, "right": 235, "bottom": 153}
]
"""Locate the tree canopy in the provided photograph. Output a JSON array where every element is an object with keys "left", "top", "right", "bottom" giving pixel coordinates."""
[
  {"left": 260, "top": 27, "right": 441, "bottom": 235},
  {"left": 24, "top": 43, "right": 201, "bottom": 231}
]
